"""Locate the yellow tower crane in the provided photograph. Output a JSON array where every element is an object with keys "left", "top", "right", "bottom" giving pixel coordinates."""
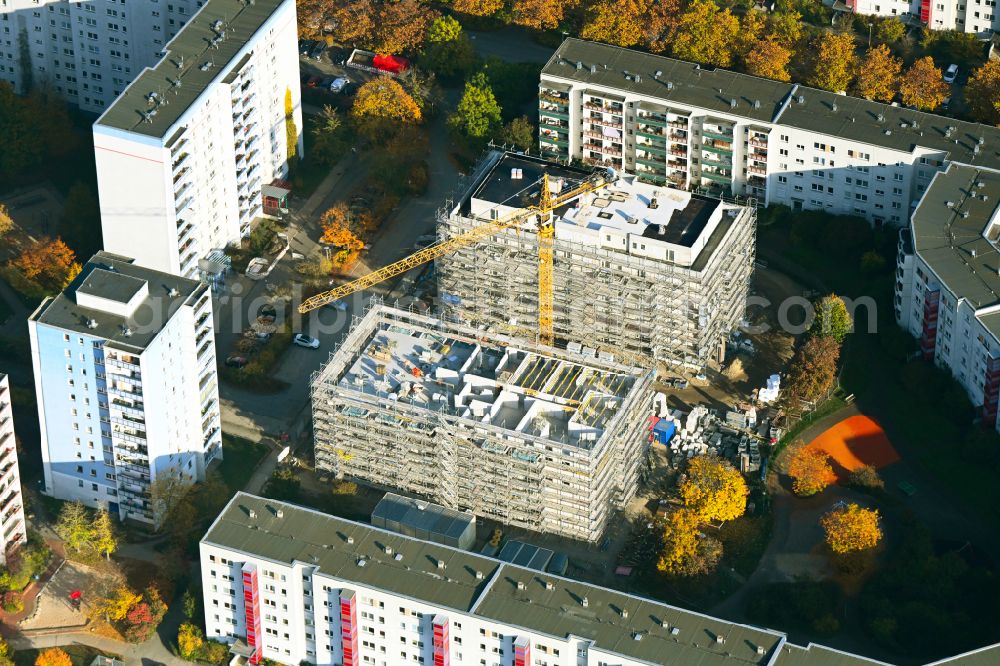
[{"left": 298, "top": 167, "right": 612, "bottom": 347}]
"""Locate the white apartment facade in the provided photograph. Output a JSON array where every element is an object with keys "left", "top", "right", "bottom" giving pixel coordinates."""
[
  {"left": 839, "top": 0, "right": 999, "bottom": 37},
  {"left": 540, "top": 39, "right": 1000, "bottom": 227},
  {"left": 0, "top": 374, "right": 27, "bottom": 562},
  {"left": 29, "top": 251, "right": 222, "bottom": 525},
  {"left": 200, "top": 492, "right": 889, "bottom": 666},
  {"left": 895, "top": 163, "right": 1000, "bottom": 429},
  {"left": 93, "top": 0, "right": 301, "bottom": 278},
  {"left": 0, "top": 0, "right": 207, "bottom": 113}
]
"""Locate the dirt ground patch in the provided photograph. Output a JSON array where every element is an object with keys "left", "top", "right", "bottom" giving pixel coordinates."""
[
  {"left": 20, "top": 561, "right": 97, "bottom": 631},
  {"left": 0, "top": 185, "right": 65, "bottom": 261},
  {"left": 806, "top": 415, "right": 901, "bottom": 480}
]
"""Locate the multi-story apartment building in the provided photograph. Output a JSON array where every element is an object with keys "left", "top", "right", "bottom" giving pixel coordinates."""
[
  {"left": 0, "top": 0, "right": 207, "bottom": 113},
  {"left": 28, "top": 251, "right": 222, "bottom": 525},
  {"left": 200, "top": 492, "right": 891, "bottom": 666},
  {"left": 0, "top": 374, "right": 27, "bottom": 563},
  {"left": 841, "top": 0, "right": 999, "bottom": 37},
  {"left": 311, "top": 304, "right": 655, "bottom": 543},
  {"left": 539, "top": 39, "right": 1000, "bottom": 227},
  {"left": 92, "top": 0, "right": 301, "bottom": 278},
  {"left": 895, "top": 163, "right": 1000, "bottom": 430},
  {"left": 436, "top": 152, "right": 755, "bottom": 369}
]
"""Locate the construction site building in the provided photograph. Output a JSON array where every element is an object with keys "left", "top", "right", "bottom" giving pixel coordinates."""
[
  {"left": 311, "top": 305, "right": 655, "bottom": 543},
  {"left": 435, "top": 151, "right": 756, "bottom": 370}
]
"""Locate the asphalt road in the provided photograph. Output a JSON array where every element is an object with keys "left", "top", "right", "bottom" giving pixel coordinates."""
[{"left": 216, "top": 90, "right": 462, "bottom": 437}]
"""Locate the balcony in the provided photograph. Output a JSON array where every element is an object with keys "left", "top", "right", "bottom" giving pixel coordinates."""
[
  {"left": 702, "top": 141, "right": 733, "bottom": 154},
  {"left": 636, "top": 172, "right": 668, "bottom": 185},
  {"left": 538, "top": 107, "right": 569, "bottom": 120},
  {"left": 585, "top": 116, "right": 623, "bottom": 130},
  {"left": 700, "top": 170, "right": 732, "bottom": 184},
  {"left": 636, "top": 129, "right": 666, "bottom": 141},
  {"left": 749, "top": 137, "right": 768, "bottom": 148},
  {"left": 636, "top": 143, "right": 667, "bottom": 156},
  {"left": 584, "top": 101, "right": 623, "bottom": 114},
  {"left": 171, "top": 153, "right": 189, "bottom": 171},
  {"left": 636, "top": 115, "right": 668, "bottom": 128},
  {"left": 539, "top": 135, "right": 568, "bottom": 148},
  {"left": 747, "top": 164, "right": 767, "bottom": 176},
  {"left": 702, "top": 128, "right": 734, "bottom": 141},
  {"left": 538, "top": 92, "right": 569, "bottom": 106},
  {"left": 635, "top": 157, "right": 666, "bottom": 171},
  {"left": 585, "top": 143, "right": 622, "bottom": 157}
]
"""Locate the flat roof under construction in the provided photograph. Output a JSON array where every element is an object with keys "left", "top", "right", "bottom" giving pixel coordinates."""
[{"left": 328, "top": 307, "right": 643, "bottom": 450}]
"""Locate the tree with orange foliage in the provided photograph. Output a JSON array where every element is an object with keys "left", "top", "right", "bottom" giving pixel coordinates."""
[
  {"left": 643, "top": 0, "right": 681, "bottom": 53},
  {"left": 787, "top": 444, "right": 836, "bottom": 497},
  {"left": 373, "top": 0, "right": 439, "bottom": 55},
  {"left": 329, "top": 0, "right": 377, "bottom": 46},
  {"left": 580, "top": 0, "right": 647, "bottom": 48},
  {"left": 34, "top": 648, "right": 72, "bottom": 666},
  {"left": 743, "top": 39, "right": 792, "bottom": 82},
  {"left": 453, "top": 0, "right": 504, "bottom": 17},
  {"left": 9, "top": 237, "right": 81, "bottom": 292},
  {"left": 899, "top": 57, "right": 950, "bottom": 111},
  {"left": 511, "top": 0, "right": 569, "bottom": 30},
  {"left": 320, "top": 204, "right": 365, "bottom": 263},
  {"left": 821, "top": 503, "right": 882, "bottom": 554},
  {"left": 854, "top": 45, "right": 902, "bottom": 102},
  {"left": 351, "top": 78, "right": 422, "bottom": 142}
]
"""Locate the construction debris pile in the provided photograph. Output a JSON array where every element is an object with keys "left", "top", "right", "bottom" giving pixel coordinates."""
[{"left": 650, "top": 394, "right": 780, "bottom": 474}]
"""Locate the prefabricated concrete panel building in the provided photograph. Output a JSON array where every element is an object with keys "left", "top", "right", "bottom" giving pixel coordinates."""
[
  {"left": 311, "top": 305, "right": 655, "bottom": 543},
  {"left": 371, "top": 492, "right": 476, "bottom": 550}
]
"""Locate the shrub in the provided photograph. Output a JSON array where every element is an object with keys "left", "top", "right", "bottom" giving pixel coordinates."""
[
  {"left": 849, "top": 465, "right": 885, "bottom": 491},
  {"left": 1, "top": 590, "right": 22, "bottom": 613}
]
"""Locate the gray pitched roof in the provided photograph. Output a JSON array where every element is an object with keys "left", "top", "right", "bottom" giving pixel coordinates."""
[
  {"left": 543, "top": 39, "right": 1000, "bottom": 169},
  {"left": 95, "top": 0, "right": 286, "bottom": 138}
]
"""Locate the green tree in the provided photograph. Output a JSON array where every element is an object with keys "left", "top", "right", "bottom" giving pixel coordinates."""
[
  {"left": 449, "top": 72, "right": 502, "bottom": 140},
  {"left": 93, "top": 508, "right": 118, "bottom": 560},
  {"left": 500, "top": 116, "right": 535, "bottom": 152},
  {"left": 768, "top": 11, "right": 803, "bottom": 50},
  {"left": 421, "top": 15, "right": 475, "bottom": 80},
  {"left": 264, "top": 467, "right": 301, "bottom": 502},
  {"left": 54, "top": 501, "right": 95, "bottom": 554},
  {"left": 310, "top": 105, "right": 344, "bottom": 166},
  {"left": 876, "top": 17, "right": 907, "bottom": 43},
  {"left": 182, "top": 588, "right": 198, "bottom": 620},
  {"left": 670, "top": 0, "right": 740, "bottom": 67},
  {"left": 807, "top": 33, "right": 858, "bottom": 92},
  {"left": 785, "top": 335, "right": 842, "bottom": 404},
  {"left": 810, "top": 294, "right": 853, "bottom": 342}
]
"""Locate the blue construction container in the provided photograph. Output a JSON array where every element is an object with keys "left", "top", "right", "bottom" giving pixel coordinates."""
[{"left": 652, "top": 419, "right": 676, "bottom": 445}]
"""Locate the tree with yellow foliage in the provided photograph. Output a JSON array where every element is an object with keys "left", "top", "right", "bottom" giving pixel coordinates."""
[
  {"left": 453, "top": 0, "right": 504, "bottom": 17},
  {"left": 820, "top": 503, "right": 882, "bottom": 554},
  {"left": 580, "top": 0, "right": 647, "bottom": 48},
  {"left": 899, "top": 57, "right": 949, "bottom": 111},
  {"left": 679, "top": 456, "right": 748, "bottom": 523},
  {"left": 656, "top": 508, "right": 723, "bottom": 576},
  {"left": 671, "top": 0, "right": 740, "bottom": 67},
  {"left": 34, "top": 649, "right": 71, "bottom": 666},
  {"left": 320, "top": 204, "right": 365, "bottom": 266},
  {"left": 0, "top": 204, "right": 13, "bottom": 238},
  {"left": 8, "top": 236, "right": 82, "bottom": 293},
  {"left": 351, "top": 78, "right": 422, "bottom": 142},
  {"left": 743, "top": 39, "right": 792, "bottom": 82},
  {"left": 177, "top": 622, "right": 206, "bottom": 660},
  {"left": 806, "top": 33, "right": 858, "bottom": 92},
  {"left": 91, "top": 584, "right": 142, "bottom": 622},
  {"left": 854, "top": 45, "right": 902, "bottom": 102},
  {"left": 511, "top": 0, "right": 567, "bottom": 30},
  {"left": 284, "top": 88, "right": 297, "bottom": 163},
  {"left": 966, "top": 60, "right": 1000, "bottom": 126},
  {"left": 787, "top": 445, "right": 836, "bottom": 497}
]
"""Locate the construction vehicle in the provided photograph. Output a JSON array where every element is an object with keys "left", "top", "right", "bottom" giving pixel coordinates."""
[{"left": 298, "top": 166, "right": 614, "bottom": 347}]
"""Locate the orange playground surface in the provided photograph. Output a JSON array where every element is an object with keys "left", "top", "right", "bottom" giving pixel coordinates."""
[{"left": 806, "top": 415, "right": 901, "bottom": 479}]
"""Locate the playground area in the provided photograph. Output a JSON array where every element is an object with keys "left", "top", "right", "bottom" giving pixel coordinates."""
[{"left": 806, "top": 415, "right": 901, "bottom": 481}]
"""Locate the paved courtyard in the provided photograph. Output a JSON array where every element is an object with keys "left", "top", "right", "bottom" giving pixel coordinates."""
[{"left": 21, "top": 561, "right": 98, "bottom": 631}]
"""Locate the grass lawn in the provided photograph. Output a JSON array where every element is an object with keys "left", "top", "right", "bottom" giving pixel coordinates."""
[
  {"left": 13, "top": 645, "right": 121, "bottom": 666},
  {"left": 216, "top": 435, "right": 270, "bottom": 492},
  {"left": 759, "top": 208, "right": 1000, "bottom": 534}
]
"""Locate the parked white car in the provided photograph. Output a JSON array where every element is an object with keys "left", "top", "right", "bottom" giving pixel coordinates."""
[
  {"left": 293, "top": 333, "right": 320, "bottom": 349},
  {"left": 943, "top": 64, "right": 958, "bottom": 83}
]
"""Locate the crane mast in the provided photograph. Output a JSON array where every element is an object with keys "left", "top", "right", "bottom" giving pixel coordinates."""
[{"left": 298, "top": 166, "right": 612, "bottom": 349}]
